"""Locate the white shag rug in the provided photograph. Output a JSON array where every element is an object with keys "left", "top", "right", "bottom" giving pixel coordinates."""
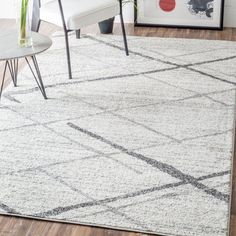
[{"left": 0, "top": 32, "right": 235, "bottom": 236}]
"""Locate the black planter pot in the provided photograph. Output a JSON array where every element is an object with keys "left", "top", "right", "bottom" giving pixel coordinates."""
[{"left": 98, "top": 17, "right": 115, "bottom": 34}]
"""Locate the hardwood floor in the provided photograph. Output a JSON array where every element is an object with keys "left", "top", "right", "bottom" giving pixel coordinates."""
[{"left": 0, "top": 19, "right": 236, "bottom": 236}]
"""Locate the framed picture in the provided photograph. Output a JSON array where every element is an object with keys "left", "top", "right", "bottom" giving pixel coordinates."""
[{"left": 134, "top": 0, "right": 225, "bottom": 30}]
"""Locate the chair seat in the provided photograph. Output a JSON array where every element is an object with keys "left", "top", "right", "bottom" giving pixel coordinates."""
[{"left": 40, "top": 0, "right": 120, "bottom": 30}]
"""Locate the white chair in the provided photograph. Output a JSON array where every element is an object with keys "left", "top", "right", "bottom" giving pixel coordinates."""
[{"left": 36, "top": 0, "right": 129, "bottom": 79}]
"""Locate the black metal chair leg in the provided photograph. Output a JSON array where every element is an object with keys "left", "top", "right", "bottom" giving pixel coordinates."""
[
  {"left": 119, "top": 7, "right": 129, "bottom": 56},
  {"left": 75, "top": 29, "right": 81, "bottom": 39},
  {"left": 57, "top": 0, "right": 73, "bottom": 79},
  {"left": 36, "top": 19, "right": 42, "bottom": 33},
  {"left": 32, "top": 0, "right": 41, "bottom": 32},
  {"left": 64, "top": 30, "right": 73, "bottom": 79},
  {"left": 0, "top": 61, "right": 8, "bottom": 100}
]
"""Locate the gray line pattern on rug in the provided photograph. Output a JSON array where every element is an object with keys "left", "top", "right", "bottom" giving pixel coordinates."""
[
  {"left": 85, "top": 35, "right": 236, "bottom": 86},
  {"left": 36, "top": 170, "right": 229, "bottom": 218},
  {"left": 37, "top": 169, "right": 149, "bottom": 230},
  {"left": 3, "top": 104, "right": 143, "bottom": 175},
  {"left": 0, "top": 203, "right": 20, "bottom": 214},
  {"left": 67, "top": 122, "right": 229, "bottom": 202}
]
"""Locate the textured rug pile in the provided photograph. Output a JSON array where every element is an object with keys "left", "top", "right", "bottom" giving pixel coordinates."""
[{"left": 0, "top": 32, "right": 235, "bottom": 236}]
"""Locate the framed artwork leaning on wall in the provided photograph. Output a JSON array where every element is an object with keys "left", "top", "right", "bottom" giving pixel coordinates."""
[{"left": 134, "top": 0, "right": 225, "bottom": 30}]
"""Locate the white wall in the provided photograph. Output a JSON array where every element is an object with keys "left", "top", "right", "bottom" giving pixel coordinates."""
[
  {"left": 224, "top": 0, "right": 236, "bottom": 27},
  {"left": 1, "top": 0, "right": 236, "bottom": 27},
  {"left": 0, "top": 1, "right": 16, "bottom": 19}
]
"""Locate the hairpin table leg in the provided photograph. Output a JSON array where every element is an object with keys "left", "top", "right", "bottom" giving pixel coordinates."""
[
  {"left": 25, "top": 55, "right": 47, "bottom": 99},
  {"left": 0, "top": 61, "right": 8, "bottom": 100},
  {"left": 7, "top": 59, "right": 18, "bottom": 87}
]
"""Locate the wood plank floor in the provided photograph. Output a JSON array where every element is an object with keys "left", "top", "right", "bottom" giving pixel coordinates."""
[{"left": 0, "top": 19, "right": 236, "bottom": 236}]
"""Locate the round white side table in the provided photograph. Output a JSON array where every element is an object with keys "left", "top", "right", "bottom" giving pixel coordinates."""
[{"left": 0, "top": 30, "right": 52, "bottom": 100}]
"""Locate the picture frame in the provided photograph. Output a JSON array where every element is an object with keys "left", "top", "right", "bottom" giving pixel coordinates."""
[{"left": 134, "top": 0, "right": 225, "bottom": 30}]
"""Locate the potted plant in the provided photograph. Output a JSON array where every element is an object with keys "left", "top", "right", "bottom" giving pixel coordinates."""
[{"left": 99, "top": 0, "right": 136, "bottom": 34}]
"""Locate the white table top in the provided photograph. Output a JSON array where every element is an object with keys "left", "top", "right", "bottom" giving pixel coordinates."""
[{"left": 0, "top": 30, "right": 52, "bottom": 61}]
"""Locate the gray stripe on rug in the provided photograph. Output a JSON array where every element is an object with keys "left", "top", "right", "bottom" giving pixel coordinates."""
[
  {"left": 67, "top": 122, "right": 229, "bottom": 203},
  {"left": 35, "top": 170, "right": 229, "bottom": 218}
]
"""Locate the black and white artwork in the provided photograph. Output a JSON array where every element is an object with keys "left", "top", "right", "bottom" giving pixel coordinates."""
[
  {"left": 135, "top": 0, "right": 224, "bottom": 29},
  {"left": 187, "top": 0, "right": 214, "bottom": 18}
]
